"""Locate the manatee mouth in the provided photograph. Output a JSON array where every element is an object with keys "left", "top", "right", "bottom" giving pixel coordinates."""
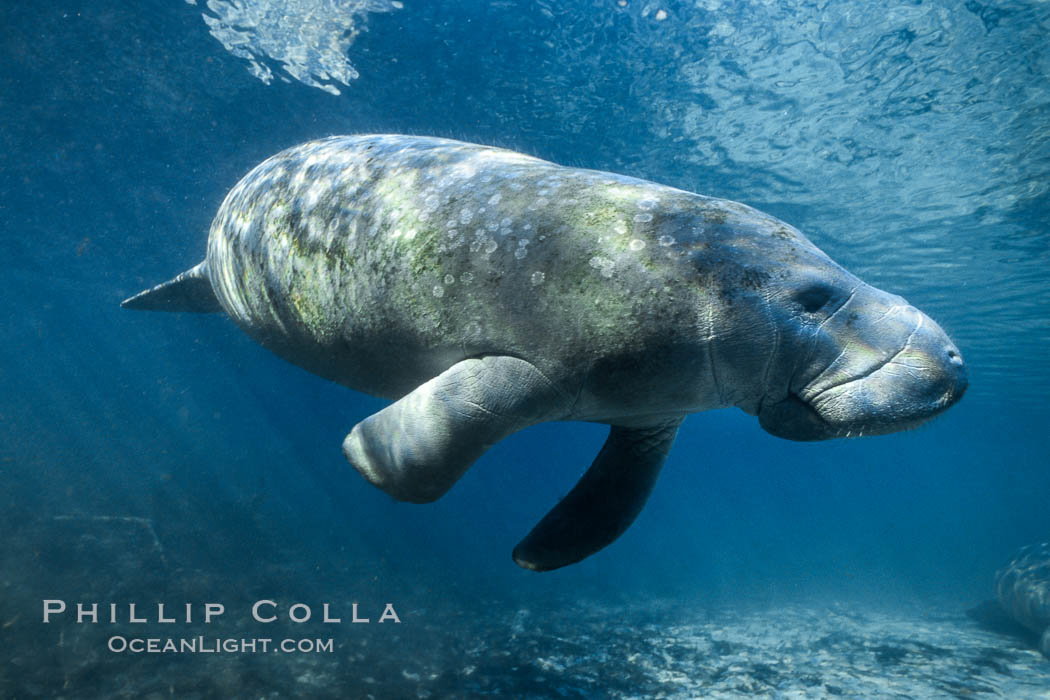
[
  {"left": 758, "top": 357, "right": 967, "bottom": 442},
  {"left": 758, "top": 392, "right": 829, "bottom": 441},
  {"left": 757, "top": 390, "right": 937, "bottom": 442}
]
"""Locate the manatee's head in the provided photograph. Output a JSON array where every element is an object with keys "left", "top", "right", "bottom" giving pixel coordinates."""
[
  {"left": 756, "top": 277, "right": 968, "bottom": 441},
  {"left": 684, "top": 198, "right": 967, "bottom": 441}
]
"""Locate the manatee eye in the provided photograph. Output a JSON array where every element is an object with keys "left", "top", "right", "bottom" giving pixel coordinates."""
[{"left": 794, "top": 283, "right": 835, "bottom": 314}]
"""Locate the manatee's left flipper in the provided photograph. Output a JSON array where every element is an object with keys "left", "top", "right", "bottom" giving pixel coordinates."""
[
  {"left": 512, "top": 418, "right": 682, "bottom": 572},
  {"left": 343, "top": 355, "right": 570, "bottom": 504}
]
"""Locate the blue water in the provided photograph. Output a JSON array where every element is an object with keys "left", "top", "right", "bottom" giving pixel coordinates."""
[{"left": 1, "top": 0, "right": 1048, "bottom": 696}]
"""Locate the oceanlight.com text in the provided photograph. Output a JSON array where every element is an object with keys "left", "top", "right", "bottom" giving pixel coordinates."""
[{"left": 107, "top": 636, "right": 334, "bottom": 654}]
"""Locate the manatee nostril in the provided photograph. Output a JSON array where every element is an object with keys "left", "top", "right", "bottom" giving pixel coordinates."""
[{"left": 946, "top": 346, "right": 968, "bottom": 400}]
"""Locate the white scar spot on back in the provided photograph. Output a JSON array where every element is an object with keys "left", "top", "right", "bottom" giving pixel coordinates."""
[
  {"left": 634, "top": 212, "right": 654, "bottom": 223},
  {"left": 444, "top": 274, "right": 455, "bottom": 285},
  {"left": 658, "top": 234, "right": 675, "bottom": 246},
  {"left": 614, "top": 221, "right": 628, "bottom": 235},
  {"left": 589, "top": 256, "right": 615, "bottom": 278},
  {"left": 629, "top": 239, "right": 646, "bottom": 251},
  {"left": 304, "top": 181, "right": 325, "bottom": 207},
  {"left": 603, "top": 184, "right": 640, "bottom": 202},
  {"left": 488, "top": 192, "right": 502, "bottom": 206},
  {"left": 432, "top": 285, "right": 444, "bottom": 298},
  {"left": 531, "top": 271, "right": 546, "bottom": 286},
  {"left": 515, "top": 240, "right": 530, "bottom": 259},
  {"left": 448, "top": 160, "right": 478, "bottom": 180}
]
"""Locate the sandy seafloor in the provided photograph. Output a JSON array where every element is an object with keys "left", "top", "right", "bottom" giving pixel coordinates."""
[
  {"left": 3, "top": 517, "right": 1048, "bottom": 698},
  {"left": 8, "top": 595, "right": 1049, "bottom": 698}
]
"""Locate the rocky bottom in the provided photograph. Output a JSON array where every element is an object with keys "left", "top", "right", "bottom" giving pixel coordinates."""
[{"left": 6, "top": 596, "right": 1050, "bottom": 698}]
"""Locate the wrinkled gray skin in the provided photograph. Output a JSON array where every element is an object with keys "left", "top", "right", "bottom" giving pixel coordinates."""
[
  {"left": 124, "top": 135, "right": 968, "bottom": 571},
  {"left": 997, "top": 543, "right": 1050, "bottom": 658}
]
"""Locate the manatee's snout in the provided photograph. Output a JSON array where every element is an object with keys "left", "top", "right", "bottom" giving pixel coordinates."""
[
  {"left": 760, "top": 297, "right": 967, "bottom": 441},
  {"left": 810, "top": 311, "right": 968, "bottom": 428}
]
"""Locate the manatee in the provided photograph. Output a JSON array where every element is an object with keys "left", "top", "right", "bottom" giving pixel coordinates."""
[
  {"left": 996, "top": 543, "right": 1050, "bottom": 658},
  {"left": 123, "top": 135, "right": 968, "bottom": 571}
]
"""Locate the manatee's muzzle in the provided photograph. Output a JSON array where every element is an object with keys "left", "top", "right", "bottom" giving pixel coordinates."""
[
  {"left": 757, "top": 392, "right": 828, "bottom": 441},
  {"left": 759, "top": 309, "right": 968, "bottom": 441}
]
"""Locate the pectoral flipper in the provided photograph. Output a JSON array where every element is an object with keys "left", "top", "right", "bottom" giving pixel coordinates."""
[
  {"left": 343, "top": 355, "right": 570, "bottom": 503},
  {"left": 512, "top": 419, "right": 681, "bottom": 572}
]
